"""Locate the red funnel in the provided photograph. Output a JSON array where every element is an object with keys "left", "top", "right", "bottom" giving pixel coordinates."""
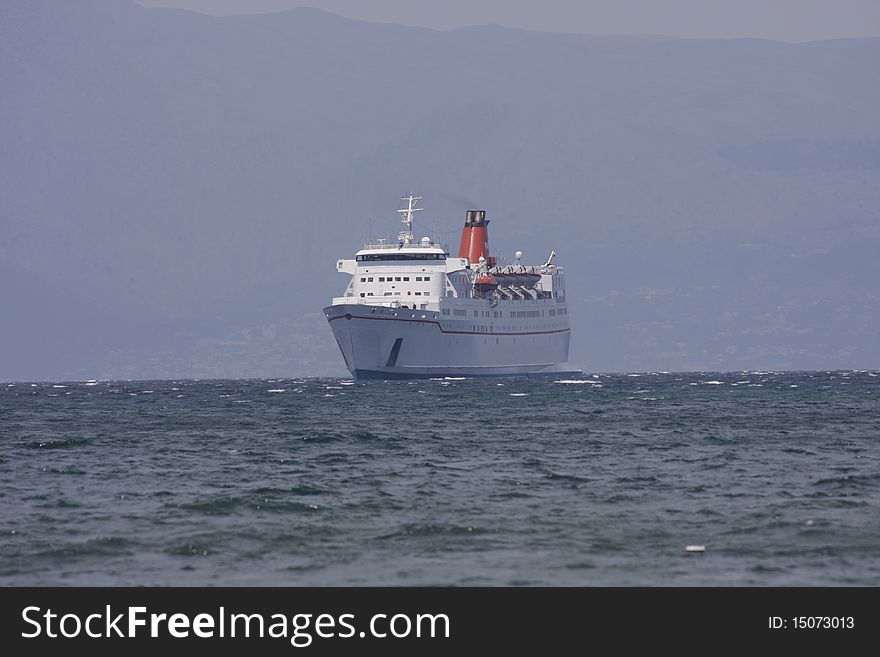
[{"left": 466, "top": 210, "right": 489, "bottom": 265}]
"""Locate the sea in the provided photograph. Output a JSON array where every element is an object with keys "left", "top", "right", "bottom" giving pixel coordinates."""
[{"left": 1, "top": 371, "right": 878, "bottom": 586}]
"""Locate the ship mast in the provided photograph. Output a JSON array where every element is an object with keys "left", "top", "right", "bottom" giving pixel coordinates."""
[{"left": 397, "top": 193, "right": 422, "bottom": 245}]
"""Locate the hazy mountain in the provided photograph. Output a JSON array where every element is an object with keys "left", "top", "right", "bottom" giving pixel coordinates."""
[{"left": 2, "top": 0, "right": 878, "bottom": 380}]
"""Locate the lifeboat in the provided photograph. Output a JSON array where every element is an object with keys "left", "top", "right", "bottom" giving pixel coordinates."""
[
  {"left": 474, "top": 275, "right": 499, "bottom": 293},
  {"left": 492, "top": 269, "right": 541, "bottom": 288}
]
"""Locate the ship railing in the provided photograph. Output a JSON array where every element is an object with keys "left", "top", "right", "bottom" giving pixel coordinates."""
[
  {"left": 361, "top": 240, "right": 448, "bottom": 251},
  {"left": 331, "top": 296, "right": 436, "bottom": 309}
]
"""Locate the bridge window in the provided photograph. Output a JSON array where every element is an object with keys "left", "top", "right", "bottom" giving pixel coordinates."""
[{"left": 356, "top": 253, "right": 446, "bottom": 262}]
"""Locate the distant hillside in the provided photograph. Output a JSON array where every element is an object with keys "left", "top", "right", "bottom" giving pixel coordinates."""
[{"left": 2, "top": 0, "right": 878, "bottom": 379}]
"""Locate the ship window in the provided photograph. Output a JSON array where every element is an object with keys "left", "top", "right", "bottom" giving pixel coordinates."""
[
  {"left": 367, "top": 277, "right": 374, "bottom": 282},
  {"left": 403, "top": 277, "right": 410, "bottom": 281},
  {"left": 360, "top": 277, "right": 366, "bottom": 282},
  {"left": 473, "top": 311, "right": 478, "bottom": 317},
  {"left": 384, "top": 292, "right": 392, "bottom": 296},
  {"left": 415, "top": 292, "right": 422, "bottom": 296},
  {"left": 424, "top": 276, "right": 431, "bottom": 281},
  {"left": 415, "top": 276, "right": 422, "bottom": 281},
  {"left": 356, "top": 253, "right": 446, "bottom": 261},
  {"left": 378, "top": 277, "right": 385, "bottom": 282},
  {"left": 395, "top": 277, "right": 401, "bottom": 281},
  {"left": 360, "top": 293, "right": 365, "bottom": 297},
  {"left": 367, "top": 292, "right": 373, "bottom": 296}
]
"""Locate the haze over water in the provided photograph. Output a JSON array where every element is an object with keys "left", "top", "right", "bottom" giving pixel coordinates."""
[{"left": 2, "top": 371, "right": 878, "bottom": 585}]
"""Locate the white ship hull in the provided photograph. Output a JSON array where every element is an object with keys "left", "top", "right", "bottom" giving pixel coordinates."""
[{"left": 325, "top": 303, "right": 574, "bottom": 380}]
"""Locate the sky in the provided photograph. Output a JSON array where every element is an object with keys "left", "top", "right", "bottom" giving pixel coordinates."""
[
  {"left": 134, "top": 0, "right": 880, "bottom": 42},
  {"left": 4, "top": 1, "right": 879, "bottom": 378}
]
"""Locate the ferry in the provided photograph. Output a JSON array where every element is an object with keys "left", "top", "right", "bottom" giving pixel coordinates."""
[{"left": 324, "top": 194, "right": 574, "bottom": 379}]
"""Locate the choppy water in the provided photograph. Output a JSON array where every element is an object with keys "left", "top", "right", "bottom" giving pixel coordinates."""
[{"left": 1, "top": 371, "right": 878, "bottom": 585}]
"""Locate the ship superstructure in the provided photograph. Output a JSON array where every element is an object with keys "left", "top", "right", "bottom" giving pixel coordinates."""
[{"left": 324, "top": 194, "right": 573, "bottom": 379}]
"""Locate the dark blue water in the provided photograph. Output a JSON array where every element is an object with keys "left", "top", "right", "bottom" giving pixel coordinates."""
[{"left": 1, "top": 371, "right": 878, "bottom": 585}]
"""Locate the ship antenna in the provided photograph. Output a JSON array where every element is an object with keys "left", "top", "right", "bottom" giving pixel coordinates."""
[{"left": 397, "top": 193, "right": 422, "bottom": 245}]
